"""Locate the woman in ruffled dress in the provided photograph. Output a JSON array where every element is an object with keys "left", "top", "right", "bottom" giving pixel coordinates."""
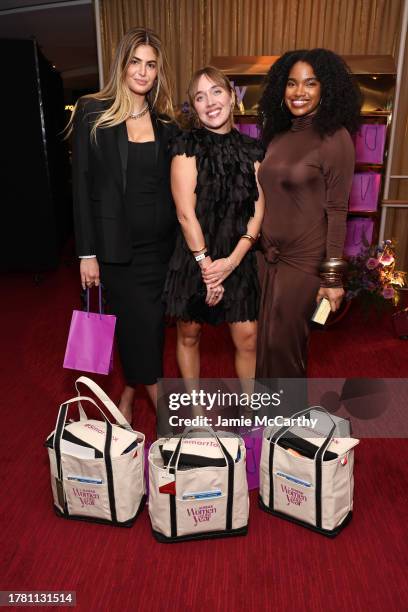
[{"left": 164, "top": 66, "right": 264, "bottom": 379}]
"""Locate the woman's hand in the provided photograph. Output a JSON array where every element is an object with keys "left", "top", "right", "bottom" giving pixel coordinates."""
[
  {"left": 80, "top": 257, "right": 100, "bottom": 290},
  {"left": 206, "top": 284, "right": 225, "bottom": 306},
  {"left": 316, "top": 287, "right": 344, "bottom": 312},
  {"left": 200, "top": 256, "right": 224, "bottom": 305},
  {"left": 202, "top": 258, "right": 234, "bottom": 287}
]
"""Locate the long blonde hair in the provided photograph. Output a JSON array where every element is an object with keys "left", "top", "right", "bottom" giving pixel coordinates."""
[{"left": 67, "top": 27, "right": 174, "bottom": 139}]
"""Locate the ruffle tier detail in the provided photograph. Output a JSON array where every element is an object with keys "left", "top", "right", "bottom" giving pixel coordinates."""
[{"left": 164, "top": 128, "right": 264, "bottom": 324}]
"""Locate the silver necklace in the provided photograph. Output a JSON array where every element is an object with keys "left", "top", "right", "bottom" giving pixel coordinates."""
[{"left": 129, "top": 104, "right": 149, "bottom": 120}]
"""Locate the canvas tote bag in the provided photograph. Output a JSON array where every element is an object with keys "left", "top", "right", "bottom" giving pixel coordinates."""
[
  {"left": 46, "top": 376, "right": 146, "bottom": 526},
  {"left": 148, "top": 427, "right": 249, "bottom": 542},
  {"left": 259, "top": 407, "right": 359, "bottom": 537}
]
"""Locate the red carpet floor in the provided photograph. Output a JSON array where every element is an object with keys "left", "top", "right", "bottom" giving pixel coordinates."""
[{"left": 1, "top": 259, "right": 408, "bottom": 611}]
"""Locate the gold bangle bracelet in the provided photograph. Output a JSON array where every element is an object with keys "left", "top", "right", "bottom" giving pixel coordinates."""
[
  {"left": 241, "top": 233, "right": 256, "bottom": 245},
  {"left": 191, "top": 245, "right": 207, "bottom": 254}
]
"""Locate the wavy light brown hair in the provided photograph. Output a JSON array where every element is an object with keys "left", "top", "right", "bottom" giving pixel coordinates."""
[{"left": 67, "top": 27, "right": 174, "bottom": 139}]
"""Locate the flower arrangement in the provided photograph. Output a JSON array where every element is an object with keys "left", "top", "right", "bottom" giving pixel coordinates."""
[{"left": 345, "top": 240, "right": 406, "bottom": 312}]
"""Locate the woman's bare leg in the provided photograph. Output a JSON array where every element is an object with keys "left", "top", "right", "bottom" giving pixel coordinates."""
[
  {"left": 145, "top": 383, "right": 158, "bottom": 411},
  {"left": 228, "top": 321, "right": 257, "bottom": 418},
  {"left": 118, "top": 385, "right": 135, "bottom": 423},
  {"left": 176, "top": 320, "right": 202, "bottom": 379},
  {"left": 228, "top": 321, "right": 258, "bottom": 379},
  {"left": 118, "top": 383, "right": 159, "bottom": 424}
]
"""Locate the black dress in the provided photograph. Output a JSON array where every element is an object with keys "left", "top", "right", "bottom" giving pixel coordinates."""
[
  {"left": 100, "top": 141, "right": 168, "bottom": 385},
  {"left": 164, "top": 128, "right": 264, "bottom": 324}
]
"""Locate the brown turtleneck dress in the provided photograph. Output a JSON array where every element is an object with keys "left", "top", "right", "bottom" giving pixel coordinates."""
[{"left": 256, "top": 114, "right": 355, "bottom": 378}]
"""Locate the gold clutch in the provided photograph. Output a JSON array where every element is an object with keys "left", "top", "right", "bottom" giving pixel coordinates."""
[{"left": 311, "top": 298, "right": 331, "bottom": 325}]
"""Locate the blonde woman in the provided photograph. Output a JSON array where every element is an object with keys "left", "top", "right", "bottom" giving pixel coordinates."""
[
  {"left": 70, "top": 27, "right": 177, "bottom": 422},
  {"left": 164, "top": 66, "right": 264, "bottom": 380}
]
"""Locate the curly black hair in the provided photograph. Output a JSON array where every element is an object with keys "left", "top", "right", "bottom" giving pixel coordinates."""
[{"left": 258, "top": 48, "right": 362, "bottom": 146}]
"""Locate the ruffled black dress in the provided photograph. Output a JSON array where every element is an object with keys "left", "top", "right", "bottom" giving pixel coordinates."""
[{"left": 164, "top": 127, "right": 264, "bottom": 324}]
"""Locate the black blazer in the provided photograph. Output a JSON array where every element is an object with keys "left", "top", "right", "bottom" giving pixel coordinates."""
[{"left": 72, "top": 97, "right": 178, "bottom": 263}]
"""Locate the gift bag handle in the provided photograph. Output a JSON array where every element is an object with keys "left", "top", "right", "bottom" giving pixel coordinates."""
[
  {"left": 268, "top": 405, "right": 337, "bottom": 460},
  {"left": 85, "top": 285, "right": 104, "bottom": 318},
  {"left": 75, "top": 376, "right": 133, "bottom": 431},
  {"left": 360, "top": 173, "right": 372, "bottom": 201},
  {"left": 352, "top": 221, "right": 371, "bottom": 247},
  {"left": 53, "top": 395, "right": 119, "bottom": 523},
  {"left": 364, "top": 124, "right": 378, "bottom": 152},
  {"left": 53, "top": 396, "right": 114, "bottom": 473},
  {"left": 168, "top": 425, "right": 234, "bottom": 471}
]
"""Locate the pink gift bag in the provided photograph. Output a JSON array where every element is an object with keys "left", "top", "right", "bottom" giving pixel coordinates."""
[
  {"left": 236, "top": 123, "right": 260, "bottom": 139},
  {"left": 343, "top": 218, "right": 374, "bottom": 257},
  {"left": 243, "top": 433, "right": 262, "bottom": 490},
  {"left": 349, "top": 172, "right": 381, "bottom": 212},
  {"left": 354, "top": 124, "right": 386, "bottom": 164},
  {"left": 247, "top": 124, "right": 260, "bottom": 139},
  {"left": 236, "top": 123, "right": 251, "bottom": 136},
  {"left": 63, "top": 287, "right": 116, "bottom": 375}
]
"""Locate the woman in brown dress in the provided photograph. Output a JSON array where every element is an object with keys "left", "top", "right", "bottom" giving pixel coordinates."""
[{"left": 256, "top": 49, "right": 362, "bottom": 377}]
